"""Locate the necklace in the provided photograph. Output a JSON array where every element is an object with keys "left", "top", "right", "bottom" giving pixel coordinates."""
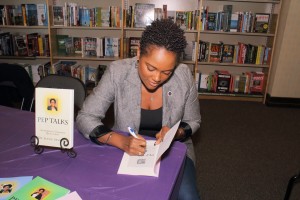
[{"left": 150, "top": 95, "right": 154, "bottom": 101}]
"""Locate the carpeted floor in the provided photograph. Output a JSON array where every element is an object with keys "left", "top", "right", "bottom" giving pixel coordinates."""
[{"left": 193, "top": 99, "right": 300, "bottom": 200}]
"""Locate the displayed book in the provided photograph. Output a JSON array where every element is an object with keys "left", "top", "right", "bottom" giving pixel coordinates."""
[
  {"left": 83, "top": 37, "right": 97, "bottom": 57},
  {"left": 221, "top": 44, "right": 235, "bottom": 63},
  {"left": 230, "top": 13, "right": 239, "bottom": 32},
  {"left": 206, "top": 12, "right": 217, "bottom": 31},
  {"left": 57, "top": 191, "right": 82, "bottom": 200},
  {"left": 214, "top": 70, "right": 231, "bottom": 93},
  {"left": 208, "top": 42, "right": 222, "bottom": 63},
  {"left": 26, "top": 33, "right": 39, "bottom": 57},
  {"left": 56, "top": 35, "right": 69, "bottom": 56},
  {"left": 37, "top": 4, "right": 48, "bottom": 26},
  {"left": 73, "top": 37, "right": 82, "bottom": 55},
  {"left": 53, "top": 5, "right": 64, "bottom": 26},
  {"left": 7, "top": 176, "right": 70, "bottom": 200},
  {"left": 25, "top": 4, "right": 38, "bottom": 26},
  {"left": 134, "top": 3, "right": 155, "bottom": 28},
  {"left": 254, "top": 13, "right": 270, "bottom": 33},
  {"left": 104, "top": 37, "right": 119, "bottom": 57},
  {"left": 14, "top": 35, "right": 28, "bottom": 56},
  {"left": 250, "top": 71, "right": 265, "bottom": 93},
  {"left": 198, "top": 73, "right": 209, "bottom": 90},
  {"left": 0, "top": 176, "right": 33, "bottom": 200},
  {"left": 129, "top": 37, "right": 140, "bottom": 58},
  {"left": 118, "top": 120, "right": 181, "bottom": 177},
  {"left": 35, "top": 87, "right": 74, "bottom": 149},
  {"left": 175, "top": 11, "right": 187, "bottom": 30}
]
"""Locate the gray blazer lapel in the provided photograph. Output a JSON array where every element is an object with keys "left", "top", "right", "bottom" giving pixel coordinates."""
[
  {"left": 162, "top": 77, "right": 180, "bottom": 127},
  {"left": 122, "top": 62, "right": 141, "bottom": 130}
]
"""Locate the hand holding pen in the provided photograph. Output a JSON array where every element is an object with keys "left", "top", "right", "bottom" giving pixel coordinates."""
[{"left": 127, "top": 127, "right": 146, "bottom": 156}]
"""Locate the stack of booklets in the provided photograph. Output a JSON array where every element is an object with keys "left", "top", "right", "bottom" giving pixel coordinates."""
[{"left": 0, "top": 176, "right": 81, "bottom": 200}]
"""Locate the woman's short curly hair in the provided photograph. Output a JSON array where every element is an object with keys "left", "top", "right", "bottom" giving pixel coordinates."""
[{"left": 139, "top": 19, "right": 187, "bottom": 62}]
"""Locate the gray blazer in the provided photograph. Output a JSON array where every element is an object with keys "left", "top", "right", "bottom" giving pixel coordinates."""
[{"left": 76, "top": 57, "right": 201, "bottom": 163}]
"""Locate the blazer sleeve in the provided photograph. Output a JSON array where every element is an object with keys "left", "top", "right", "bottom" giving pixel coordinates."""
[{"left": 76, "top": 64, "right": 115, "bottom": 139}]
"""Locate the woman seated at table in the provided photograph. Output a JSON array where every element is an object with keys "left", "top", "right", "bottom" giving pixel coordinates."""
[{"left": 76, "top": 19, "right": 201, "bottom": 200}]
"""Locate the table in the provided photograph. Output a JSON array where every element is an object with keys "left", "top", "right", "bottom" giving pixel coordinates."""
[{"left": 0, "top": 106, "right": 187, "bottom": 200}]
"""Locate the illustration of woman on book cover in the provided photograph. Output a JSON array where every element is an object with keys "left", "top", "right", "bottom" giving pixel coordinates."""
[
  {"left": 47, "top": 98, "right": 58, "bottom": 111},
  {"left": 0, "top": 184, "right": 12, "bottom": 193},
  {"left": 31, "top": 188, "right": 45, "bottom": 200}
]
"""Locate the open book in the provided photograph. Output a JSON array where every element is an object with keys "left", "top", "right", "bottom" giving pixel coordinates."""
[{"left": 117, "top": 120, "right": 181, "bottom": 177}]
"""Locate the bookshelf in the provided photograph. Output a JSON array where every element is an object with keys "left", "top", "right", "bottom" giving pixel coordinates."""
[{"left": 0, "top": 0, "right": 282, "bottom": 103}]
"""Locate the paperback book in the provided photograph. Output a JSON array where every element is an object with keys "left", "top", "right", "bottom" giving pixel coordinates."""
[
  {"left": 0, "top": 176, "right": 33, "bottom": 200},
  {"left": 7, "top": 176, "right": 69, "bottom": 200},
  {"left": 35, "top": 87, "right": 74, "bottom": 149},
  {"left": 134, "top": 3, "right": 155, "bottom": 28}
]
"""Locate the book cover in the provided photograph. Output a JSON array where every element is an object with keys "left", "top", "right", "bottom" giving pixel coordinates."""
[
  {"left": 53, "top": 5, "right": 64, "bottom": 26},
  {"left": 7, "top": 176, "right": 69, "bottom": 200},
  {"left": 230, "top": 13, "right": 239, "bottom": 32},
  {"left": 14, "top": 35, "right": 28, "bottom": 56},
  {"left": 73, "top": 37, "right": 82, "bottom": 55},
  {"left": 12, "top": 5, "right": 24, "bottom": 26},
  {"left": 134, "top": 3, "right": 155, "bottom": 28},
  {"left": 26, "top": 33, "right": 39, "bottom": 56},
  {"left": 101, "top": 9, "right": 110, "bottom": 27},
  {"left": 206, "top": 12, "right": 217, "bottom": 31},
  {"left": 25, "top": 4, "right": 38, "bottom": 26},
  {"left": 35, "top": 87, "right": 74, "bottom": 148},
  {"left": 104, "top": 37, "right": 119, "bottom": 57},
  {"left": 117, "top": 121, "right": 181, "bottom": 177},
  {"left": 250, "top": 71, "right": 264, "bottom": 93},
  {"left": 83, "top": 37, "right": 97, "bottom": 57},
  {"left": 221, "top": 44, "right": 235, "bottom": 63},
  {"left": 214, "top": 70, "right": 231, "bottom": 93},
  {"left": 56, "top": 35, "right": 69, "bottom": 56},
  {"left": 0, "top": 176, "right": 32, "bottom": 200},
  {"left": 129, "top": 37, "right": 140, "bottom": 58},
  {"left": 254, "top": 13, "right": 270, "bottom": 33},
  {"left": 37, "top": 4, "right": 48, "bottom": 26},
  {"left": 209, "top": 43, "right": 222, "bottom": 63},
  {"left": 175, "top": 11, "right": 187, "bottom": 30}
]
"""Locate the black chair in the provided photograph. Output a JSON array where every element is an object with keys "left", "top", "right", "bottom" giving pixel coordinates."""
[
  {"left": 0, "top": 63, "right": 34, "bottom": 111},
  {"left": 35, "top": 74, "right": 86, "bottom": 116},
  {"left": 284, "top": 172, "right": 300, "bottom": 200}
]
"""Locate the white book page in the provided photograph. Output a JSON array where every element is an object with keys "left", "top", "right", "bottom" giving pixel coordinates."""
[{"left": 117, "top": 120, "right": 181, "bottom": 177}]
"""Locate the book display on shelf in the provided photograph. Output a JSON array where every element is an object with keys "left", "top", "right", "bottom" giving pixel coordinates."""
[{"left": 53, "top": 5, "right": 64, "bottom": 26}]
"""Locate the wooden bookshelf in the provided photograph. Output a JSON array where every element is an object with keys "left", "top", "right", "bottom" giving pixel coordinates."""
[{"left": 0, "top": 0, "right": 282, "bottom": 103}]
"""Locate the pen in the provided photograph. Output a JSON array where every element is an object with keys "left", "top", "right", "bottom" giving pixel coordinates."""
[{"left": 128, "top": 127, "right": 138, "bottom": 138}]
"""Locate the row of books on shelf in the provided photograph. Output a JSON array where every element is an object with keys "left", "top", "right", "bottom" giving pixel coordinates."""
[
  {"left": 52, "top": 3, "right": 119, "bottom": 27},
  {"left": 0, "top": 176, "right": 81, "bottom": 199},
  {"left": 125, "top": 3, "right": 200, "bottom": 30},
  {"left": 201, "top": 5, "right": 272, "bottom": 33},
  {"left": 18, "top": 61, "right": 107, "bottom": 87},
  {"left": 52, "top": 2, "right": 201, "bottom": 30},
  {"left": 187, "top": 41, "right": 272, "bottom": 65},
  {"left": 0, "top": 4, "right": 48, "bottom": 26},
  {"left": 0, "top": 32, "right": 50, "bottom": 57},
  {"left": 56, "top": 35, "right": 120, "bottom": 58},
  {"left": 196, "top": 70, "right": 265, "bottom": 94}
]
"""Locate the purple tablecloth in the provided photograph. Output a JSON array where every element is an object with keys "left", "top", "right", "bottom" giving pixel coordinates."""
[{"left": 0, "top": 106, "right": 186, "bottom": 200}]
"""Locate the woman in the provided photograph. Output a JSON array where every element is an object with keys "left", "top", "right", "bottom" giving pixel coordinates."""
[
  {"left": 47, "top": 98, "right": 57, "bottom": 111},
  {"left": 76, "top": 19, "right": 201, "bottom": 199}
]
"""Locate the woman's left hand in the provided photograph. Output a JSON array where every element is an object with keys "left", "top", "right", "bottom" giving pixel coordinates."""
[{"left": 155, "top": 126, "right": 170, "bottom": 145}]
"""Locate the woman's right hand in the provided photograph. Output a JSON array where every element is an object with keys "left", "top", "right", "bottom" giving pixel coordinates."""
[{"left": 123, "top": 135, "right": 146, "bottom": 156}]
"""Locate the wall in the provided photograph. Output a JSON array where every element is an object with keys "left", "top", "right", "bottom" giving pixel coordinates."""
[{"left": 267, "top": 0, "right": 300, "bottom": 98}]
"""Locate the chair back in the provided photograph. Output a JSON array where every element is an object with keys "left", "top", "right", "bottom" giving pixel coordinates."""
[
  {"left": 0, "top": 63, "right": 34, "bottom": 111},
  {"left": 36, "top": 75, "right": 86, "bottom": 111}
]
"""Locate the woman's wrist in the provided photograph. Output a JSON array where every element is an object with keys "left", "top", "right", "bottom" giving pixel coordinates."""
[{"left": 175, "top": 128, "right": 186, "bottom": 140}]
